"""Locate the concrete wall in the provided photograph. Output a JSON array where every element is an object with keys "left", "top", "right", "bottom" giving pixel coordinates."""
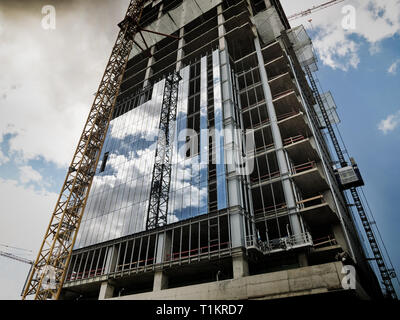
[{"left": 107, "top": 262, "right": 369, "bottom": 300}]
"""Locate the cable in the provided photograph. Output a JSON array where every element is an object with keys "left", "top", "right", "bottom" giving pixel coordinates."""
[
  {"left": 360, "top": 188, "right": 400, "bottom": 289},
  {"left": 0, "top": 243, "right": 32, "bottom": 253}
]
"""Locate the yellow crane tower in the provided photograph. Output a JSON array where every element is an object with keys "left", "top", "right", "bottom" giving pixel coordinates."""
[{"left": 22, "top": 0, "right": 148, "bottom": 300}]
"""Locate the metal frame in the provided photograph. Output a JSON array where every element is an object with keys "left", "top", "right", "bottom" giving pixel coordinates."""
[
  {"left": 146, "top": 72, "right": 181, "bottom": 229},
  {"left": 64, "top": 212, "right": 233, "bottom": 285},
  {"left": 305, "top": 65, "right": 398, "bottom": 300},
  {"left": 22, "top": 0, "right": 147, "bottom": 300}
]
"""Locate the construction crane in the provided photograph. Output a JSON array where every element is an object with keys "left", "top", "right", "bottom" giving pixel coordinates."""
[
  {"left": 0, "top": 250, "right": 33, "bottom": 265},
  {"left": 21, "top": 0, "right": 168, "bottom": 300},
  {"left": 0, "top": 243, "right": 33, "bottom": 265},
  {"left": 288, "top": 0, "right": 346, "bottom": 21}
]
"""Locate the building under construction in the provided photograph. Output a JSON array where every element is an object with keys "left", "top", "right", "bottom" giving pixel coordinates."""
[{"left": 23, "top": 0, "right": 398, "bottom": 300}]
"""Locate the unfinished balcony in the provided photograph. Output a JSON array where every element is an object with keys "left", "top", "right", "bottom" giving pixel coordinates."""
[
  {"left": 278, "top": 111, "right": 312, "bottom": 140},
  {"left": 262, "top": 41, "right": 291, "bottom": 78},
  {"left": 273, "top": 89, "right": 304, "bottom": 116},
  {"left": 291, "top": 161, "right": 329, "bottom": 197},
  {"left": 297, "top": 192, "right": 339, "bottom": 229},
  {"left": 262, "top": 41, "right": 283, "bottom": 64},
  {"left": 268, "top": 71, "right": 299, "bottom": 100},
  {"left": 284, "top": 135, "right": 320, "bottom": 164}
]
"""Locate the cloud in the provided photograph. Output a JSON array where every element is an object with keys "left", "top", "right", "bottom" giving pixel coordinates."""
[
  {"left": 0, "top": 178, "right": 58, "bottom": 299},
  {"left": 388, "top": 59, "right": 400, "bottom": 75},
  {"left": 18, "top": 165, "right": 43, "bottom": 184},
  {"left": 378, "top": 110, "right": 400, "bottom": 134},
  {"left": 0, "top": 0, "right": 129, "bottom": 168},
  {"left": 0, "top": 149, "right": 9, "bottom": 165},
  {"left": 281, "top": 0, "right": 400, "bottom": 71}
]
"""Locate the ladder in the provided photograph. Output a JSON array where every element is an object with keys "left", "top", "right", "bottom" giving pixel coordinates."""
[{"left": 305, "top": 65, "right": 398, "bottom": 300}]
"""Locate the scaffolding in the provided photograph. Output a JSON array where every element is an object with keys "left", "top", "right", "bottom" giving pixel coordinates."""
[{"left": 287, "top": 24, "right": 398, "bottom": 300}]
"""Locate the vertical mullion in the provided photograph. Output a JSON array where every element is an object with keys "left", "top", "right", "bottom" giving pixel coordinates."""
[
  {"left": 145, "top": 235, "right": 150, "bottom": 267},
  {"left": 70, "top": 254, "right": 78, "bottom": 281},
  {"left": 82, "top": 251, "right": 90, "bottom": 279},
  {"left": 88, "top": 249, "right": 96, "bottom": 278},
  {"left": 113, "top": 243, "right": 122, "bottom": 274},
  {"left": 130, "top": 238, "right": 136, "bottom": 271},
  {"left": 76, "top": 252, "right": 84, "bottom": 280},
  {"left": 208, "top": 218, "right": 211, "bottom": 259},
  {"left": 179, "top": 226, "right": 183, "bottom": 262},
  {"left": 170, "top": 228, "right": 174, "bottom": 266},
  {"left": 228, "top": 213, "right": 232, "bottom": 252},
  {"left": 188, "top": 223, "right": 192, "bottom": 261},
  {"left": 122, "top": 240, "right": 129, "bottom": 273},
  {"left": 136, "top": 236, "right": 143, "bottom": 272},
  {"left": 218, "top": 215, "right": 221, "bottom": 254},
  {"left": 198, "top": 222, "right": 201, "bottom": 257}
]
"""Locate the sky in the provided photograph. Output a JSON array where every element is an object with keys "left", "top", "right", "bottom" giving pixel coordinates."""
[{"left": 0, "top": 0, "right": 399, "bottom": 299}]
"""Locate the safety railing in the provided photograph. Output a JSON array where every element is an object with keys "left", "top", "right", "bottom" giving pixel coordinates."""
[
  {"left": 276, "top": 110, "right": 299, "bottom": 121},
  {"left": 292, "top": 161, "right": 316, "bottom": 174},
  {"left": 66, "top": 267, "right": 105, "bottom": 282},
  {"left": 313, "top": 236, "right": 338, "bottom": 249},
  {"left": 284, "top": 135, "right": 306, "bottom": 146},
  {"left": 246, "top": 232, "right": 313, "bottom": 254},
  {"left": 272, "top": 89, "right": 295, "bottom": 101},
  {"left": 297, "top": 195, "right": 325, "bottom": 209},
  {"left": 254, "top": 202, "right": 287, "bottom": 218},
  {"left": 165, "top": 242, "right": 231, "bottom": 262},
  {"left": 251, "top": 169, "right": 281, "bottom": 183}
]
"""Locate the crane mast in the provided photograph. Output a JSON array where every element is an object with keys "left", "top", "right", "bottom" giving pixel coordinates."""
[{"left": 22, "top": 0, "right": 147, "bottom": 300}]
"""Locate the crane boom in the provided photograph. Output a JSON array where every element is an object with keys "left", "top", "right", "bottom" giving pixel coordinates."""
[
  {"left": 22, "top": 0, "right": 147, "bottom": 300},
  {"left": 288, "top": 0, "right": 346, "bottom": 21},
  {"left": 0, "top": 250, "right": 33, "bottom": 265}
]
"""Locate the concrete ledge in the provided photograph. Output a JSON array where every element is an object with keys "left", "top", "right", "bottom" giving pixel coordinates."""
[{"left": 108, "top": 262, "right": 368, "bottom": 300}]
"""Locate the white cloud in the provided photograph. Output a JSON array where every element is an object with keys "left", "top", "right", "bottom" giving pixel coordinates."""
[
  {"left": 0, "top": 149, "right": 9, "bottom": 165},
  {"left": 0, "top": 1, "right": 129, "bottom": 168},
  {"left": 378, "top": 111, "right": 400, "bottom": 134},
  {"left": 18, "top": 165, "right": 43, "bottom": 184},
  {"left": 0, "top": 178, "right": 58, "bottom": 299},
  {"left": 281, "top": 0, "right": 400, "bottom": 71},
  {"left": 388, "top": 59, "right": 400, "bottom": 75}
]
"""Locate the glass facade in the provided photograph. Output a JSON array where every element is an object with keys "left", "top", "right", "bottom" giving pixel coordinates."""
[
  {"left": 75, "top": 80, "right": 165, "bottom": 249},
  {"left": 213, "top": 50, "right": 228, "bottom": 210},
  {"left": 76, "top": 50, "right": 229, "bottom": 249}
]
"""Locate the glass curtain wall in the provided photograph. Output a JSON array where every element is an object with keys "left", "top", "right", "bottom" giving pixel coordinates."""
[
  {"left": 75, "top": 80, "right": 165, "bottom": 249},
  {"left": 76, "top": 50, "right": 229, "bottom": 249}
]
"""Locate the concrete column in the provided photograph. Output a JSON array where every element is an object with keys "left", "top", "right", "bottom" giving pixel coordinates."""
[
  {"left": 286, "top": 53, "right": 356, "bottom": 261},
  {"left": 232, "top": 253, "right": 249, "bottom": 279},
  {"left": 153, "top": 271, "right": 168, "bottom": 291},
  {"left": 155, "top": 232, "right": 172, "bottom": 264},
  {"left": 104, "top": 245, "right": 118, "bottom": 274},
  {"left": 176, "top": 28, "right": 185, "bottom": 71},
  {"left": 298, "top": 252, "right": 308, "bottom": 267},
  {"left": 217, "top": 4, "right": 249, "bottom": 249},
  {"left": 99, "top": 281, "right": 114, "bottom": 300},
  {"left": 254, "top": 36, "right": 302, "bottom": 237}
]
